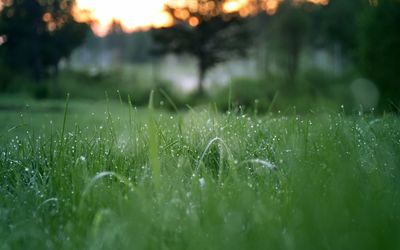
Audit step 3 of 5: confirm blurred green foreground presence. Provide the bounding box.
[0,98,399,249]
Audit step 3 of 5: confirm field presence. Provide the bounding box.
[0,95,399,249]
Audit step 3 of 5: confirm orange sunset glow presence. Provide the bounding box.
[74,0,329,36]
[73,0,175,36]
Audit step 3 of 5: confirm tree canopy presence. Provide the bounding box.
[0,0,89,81]
[151,0,253,95]
[357,0,400,107]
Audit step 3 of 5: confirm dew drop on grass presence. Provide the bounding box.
[199,177,206,188]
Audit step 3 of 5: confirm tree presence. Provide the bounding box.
[151,0,252,95]
[0,0,89,81]
[267,0,365,82]
[358,0,400,107]
[268,1,312,84]
[312,0,365,53]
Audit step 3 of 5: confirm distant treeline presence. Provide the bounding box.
[0,0,399,109]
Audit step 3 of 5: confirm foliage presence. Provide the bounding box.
[267,1,313,84]
[0,0,89,81]
[311,0,366,53]
[357,0,400,108]
[151,1,252,95]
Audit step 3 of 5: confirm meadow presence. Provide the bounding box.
[0,95,399,249]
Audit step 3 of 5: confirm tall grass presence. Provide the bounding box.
[0,98,399,249]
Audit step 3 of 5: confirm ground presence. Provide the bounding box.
[0,95,399,249]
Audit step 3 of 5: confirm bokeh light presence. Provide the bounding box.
[73,0,329,36]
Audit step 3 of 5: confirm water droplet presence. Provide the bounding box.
[199,177,206,188]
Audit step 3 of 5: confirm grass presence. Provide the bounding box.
[0,96,399,249]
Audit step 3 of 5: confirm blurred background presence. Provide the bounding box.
[0,0,399,113]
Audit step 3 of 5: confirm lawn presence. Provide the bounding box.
[0,95,399,249]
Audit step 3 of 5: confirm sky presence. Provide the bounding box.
[73,0,328,36]
[73,0,175,36]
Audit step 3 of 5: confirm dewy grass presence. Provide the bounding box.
[60,93,70,148]
[195,137,234,183]
[0,98,399,249]
[81,171,133,200]
[240,159,277,170]
[148,90,161,189]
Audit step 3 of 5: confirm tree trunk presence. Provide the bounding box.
[32,47,43,83]
[32,18,43,83]
[287,37,300,85]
